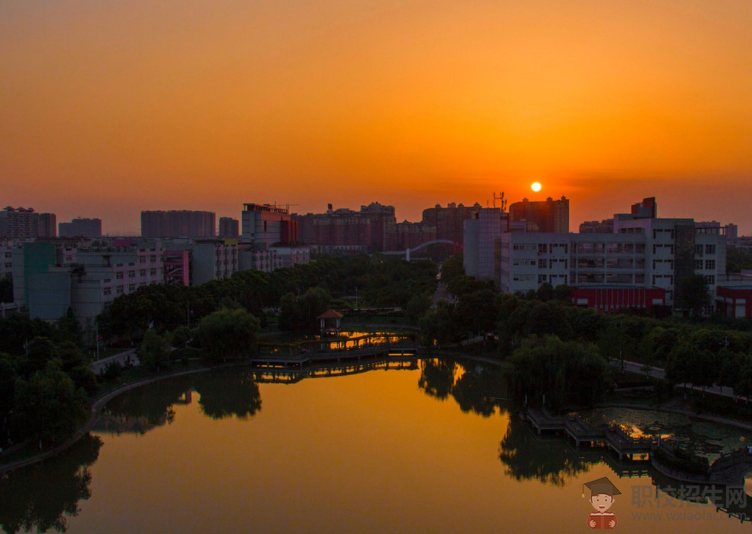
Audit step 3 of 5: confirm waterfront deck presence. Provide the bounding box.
[524,405,752,486]
[525,406,656,459]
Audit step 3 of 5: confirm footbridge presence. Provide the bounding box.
[382,240,460,261]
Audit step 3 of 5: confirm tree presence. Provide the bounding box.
[139,330,171,372]
[24,336,58,377]
[57,308,84,348]
[195,308,260,362]
[405,294,432,325]
[57,341,89,372]
[279,287,331,331]
[170,325,192,349]
[505,335,610,409]
[13,360,88,444]
[675,274,711,317]
[456,289,499,336]
[440,254,464,285]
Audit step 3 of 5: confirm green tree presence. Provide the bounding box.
[456,289,499,336]
[675,273,711,316]
[57,308,84,348]
[440,254,464,285]
[24,336,58,377]
[13,360,88,444]
[505,335,610,409]
[196,308,260,362]
[170,325,192,349]
[405,294,432,325]
[139,330,171,372]
[57,341,89,372]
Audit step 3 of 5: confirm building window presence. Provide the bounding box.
[129,271,135,278]
[694,260,703,270]
[139,256,146,263]
[103,288,112,296]
[117,286,124,294]
[4,252,11,258]
[707,275,715,284]
[705,259,715,270]
[140,269,146,277]
[150,268,157,276]
[705,244,716,255]
[128,284,136,291]
[4,263,10,269]
[150,255,157,263]
[116,271,124,279]
[538,275,546,284]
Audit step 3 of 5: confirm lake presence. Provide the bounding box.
[1,358,750,533]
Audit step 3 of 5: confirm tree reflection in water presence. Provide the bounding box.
[418,359,456,400]
[0,434,102,533]
[194,369,262,420]
[418,359,507,417]
[498,415,596,486]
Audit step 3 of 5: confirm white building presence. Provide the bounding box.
[464,208,506,281]
[22,242,165,324]
[466,197,726,311]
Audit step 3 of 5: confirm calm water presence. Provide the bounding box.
[2,359,751,533]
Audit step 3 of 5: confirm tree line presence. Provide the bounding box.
[420,255,752,410]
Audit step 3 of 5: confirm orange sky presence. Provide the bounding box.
[2,0,751,234]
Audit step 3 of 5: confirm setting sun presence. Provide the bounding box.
[532,182,542,192]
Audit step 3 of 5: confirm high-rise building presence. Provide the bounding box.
[421,203,481,245]
[508,196,569,233]
[141,211,216,238]
[0,207,39,240]
[219,217,239,238]
[59,217,102,238]
[464,208,505,281]
[384,221,437,252]
[38,213,57,238]
[293,202,395,253]
[242,203,297,249]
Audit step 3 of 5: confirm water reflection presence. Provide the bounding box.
[0,435,102,534]
[194,370,262,420]
[498,415,596,486]
[418,359,456,400]
[418,359,507,417]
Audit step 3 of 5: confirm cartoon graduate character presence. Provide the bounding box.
[584,477,621,529]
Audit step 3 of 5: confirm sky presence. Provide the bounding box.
[1,0,752,235]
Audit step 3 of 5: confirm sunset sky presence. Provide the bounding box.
[2,0,751,234]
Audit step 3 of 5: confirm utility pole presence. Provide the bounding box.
[96,321,100,361]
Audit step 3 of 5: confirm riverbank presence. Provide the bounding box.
[0,362,244,475]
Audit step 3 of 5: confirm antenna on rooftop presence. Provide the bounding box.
[494,192,507,212]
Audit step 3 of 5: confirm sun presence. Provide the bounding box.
[531,182,542,192]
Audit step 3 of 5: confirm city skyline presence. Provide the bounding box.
[2,0,752,233]
[2,188,743,237]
